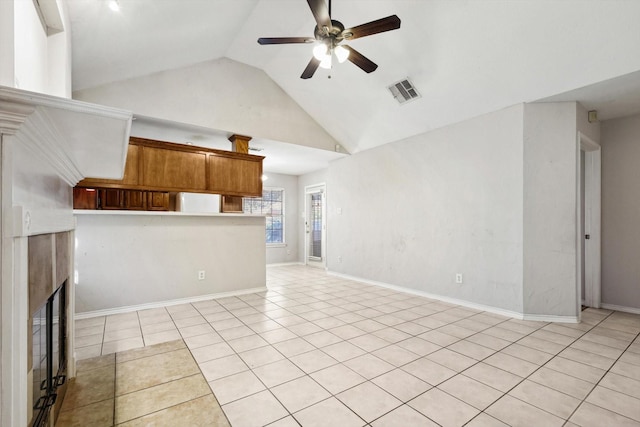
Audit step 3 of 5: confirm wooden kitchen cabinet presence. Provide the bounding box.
[77,137,263,197]
[73,188,98,209]
[99,189,125,210]
[147,192,170,211]
[73,188,169,211]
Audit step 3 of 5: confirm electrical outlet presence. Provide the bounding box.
[455,273,463,284]
[198,270,205,280]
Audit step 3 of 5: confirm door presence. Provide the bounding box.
[305,185,326,269]
[578,133,601,310]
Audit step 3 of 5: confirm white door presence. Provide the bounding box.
[578,133,601,310]
[305,185,326,268]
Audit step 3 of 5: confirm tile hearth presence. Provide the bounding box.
[60,265,640,426]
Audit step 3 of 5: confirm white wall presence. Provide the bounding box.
[523,103,580,317]
[326,105,525,313]
[263,172,298,265]
[73,58,340,153]
[74,213,266,313]
[600,114,640,310]
[2,0,72,97]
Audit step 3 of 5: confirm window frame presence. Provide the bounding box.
[243,187,286,246]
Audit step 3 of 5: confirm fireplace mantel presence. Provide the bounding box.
[0,86,133,186]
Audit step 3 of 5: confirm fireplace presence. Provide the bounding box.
[31,281,67,427]
[28,232,71,427]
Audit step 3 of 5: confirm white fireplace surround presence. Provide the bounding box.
[0,86,132,426]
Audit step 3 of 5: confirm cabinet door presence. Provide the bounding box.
[124,190,147,210]
[142,146,207,191]
[147,192,169,211]
[208,156,262,196]
[99,189,124,209]
[73,188,98,209]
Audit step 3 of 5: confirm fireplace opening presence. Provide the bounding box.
[32,280,67,427]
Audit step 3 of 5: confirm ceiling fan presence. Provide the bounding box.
[257,0,401,79]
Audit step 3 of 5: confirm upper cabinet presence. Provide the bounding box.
[77,137,264,197]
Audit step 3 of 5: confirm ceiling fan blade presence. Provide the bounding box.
[258,37,314,45]
[307,0,332,31]
[342,15,401,40]
[343,45,378,73]
[301,57,321,79]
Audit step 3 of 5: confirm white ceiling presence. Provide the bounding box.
[66,0,640,169]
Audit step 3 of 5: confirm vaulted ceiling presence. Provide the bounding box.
[66,0,640,165]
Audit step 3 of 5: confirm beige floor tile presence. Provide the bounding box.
[102,337,144,355]
[140,321,177,335]
[287,321,324,336]
[337,381,402,423]
[75,333,105,348]
[482,326,526,343]
[104,326,142,343]
[372,327,412,343]
[61,365,115,410]
[183,331,224,350]
[294,397,365,427]
[527,366,595,400]
[316,341,364,362]
[227,333,269,353]
[137,313,172,327]
[620,350,640,367]
[313,316,348,329]
[559,347,616,370]
[344,353,395,380]
[75,324,105,338]
[427,348,476,372]
[485,395,564,427]
[371,368,431,402]
[515,337,560,357]
[438,374,503,410]
[260,327,298,344]
[462,363,522,393]
[218,324,257,341]
[500,343,554,365]
[114,374,210,424]
[448,339,496,360]
[409,388,479,427]
[177,323,213,338]
[173,315,207,328]
[371,404,438,427]
[271,376,331,413]
[75,353,115,373]
[484,352,538,377]
[396,336,441,356]
[541,323,586,339]
[580,331,631,350]
[272,337,317,357]
[117,392,228,427]
[600,372,640,400]
[105,318,140,332]
[143,329,182,346]
[74,344,103,360]
[569,401,640,427]
[252,359,306,388]
[464,413,510,427]
[393,321,431,336]
[611,360,640,381]
[372,344,421,367]
[208,370,266,405]
[529,329,576,346]
[222,390,288,427]
[586,385,640,421]
[545,356,606,383]
[290,349,339,374]
[75,316,106,329]
[571,338,625,359]
[419,330,460,346]
[116,348,199,395]
[116,339,185,363]
[509,379,580,418]
[239,345,285,368]
[56,398,113,427]
[304,330,343,348]
[310,363,366,394]
[349,334,391,352]
[199,354,249,382]
[402,357,456,386]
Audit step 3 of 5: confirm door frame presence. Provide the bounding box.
[304,183,327,269]
[576,132,601,314]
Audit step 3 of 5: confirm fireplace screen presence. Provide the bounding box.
[32,282,66,427]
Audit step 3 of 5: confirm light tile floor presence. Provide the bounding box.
[68,265,640,426]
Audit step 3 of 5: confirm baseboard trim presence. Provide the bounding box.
[75,286,268,319]
[267,262,304,267]
[328,271,579,323]
[600,303,640,315]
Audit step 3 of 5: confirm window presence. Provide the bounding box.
[243,188,284,244]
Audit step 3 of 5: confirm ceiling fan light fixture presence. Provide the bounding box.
[319,54,332,69]
[334,45,349,63]
[312,44,328,61]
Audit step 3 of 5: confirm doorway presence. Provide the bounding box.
[577,133,601,312]
[305,184,326,269]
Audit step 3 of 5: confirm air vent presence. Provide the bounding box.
[388,78,421,105]
[248,147,264,152]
